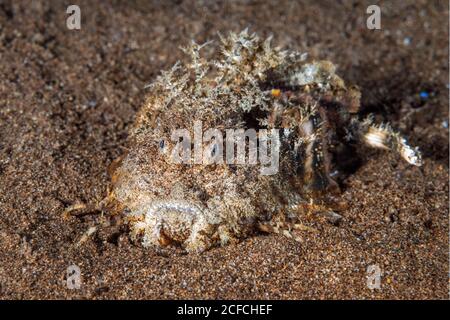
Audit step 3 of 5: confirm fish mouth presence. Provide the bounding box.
[125,199,209,243]
[125,199,205,222]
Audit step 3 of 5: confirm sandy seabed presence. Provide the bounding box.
[0,0,448,299]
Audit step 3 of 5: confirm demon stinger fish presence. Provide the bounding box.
[66,30,422,253]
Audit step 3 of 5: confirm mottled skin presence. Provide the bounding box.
[102,31,421,253]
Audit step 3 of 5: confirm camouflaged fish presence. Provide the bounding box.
[70,30,422,253]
